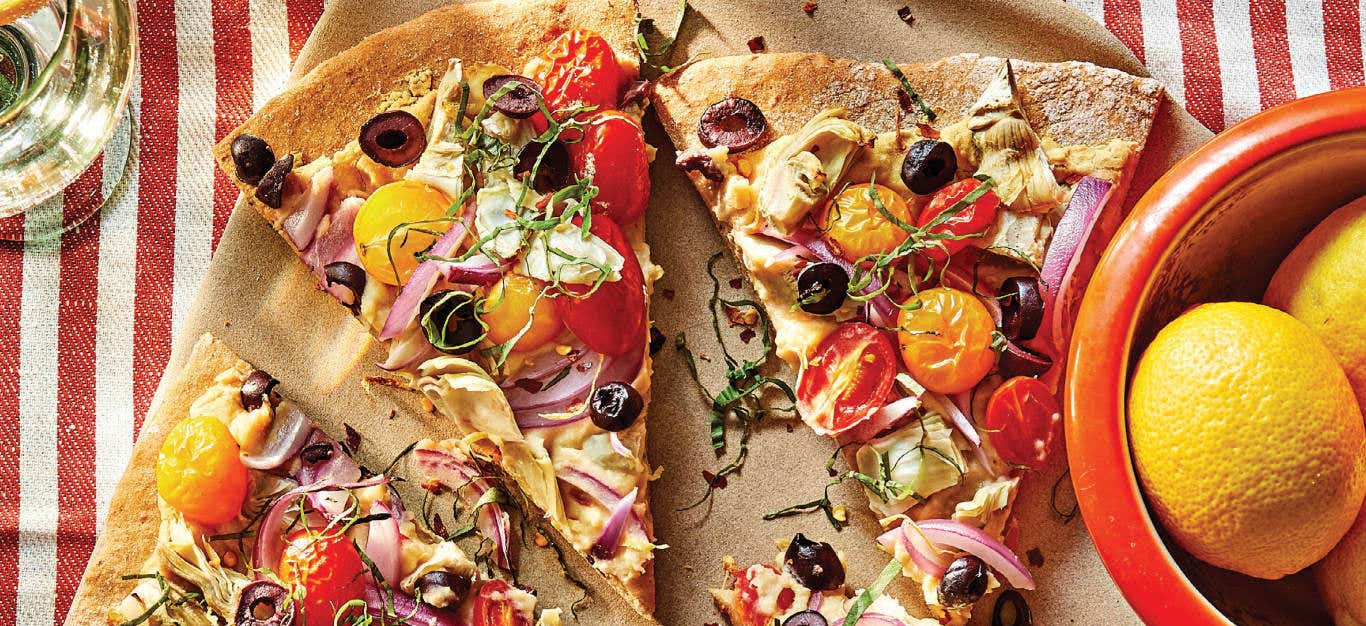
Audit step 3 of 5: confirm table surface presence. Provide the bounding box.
[0,0,1362,623]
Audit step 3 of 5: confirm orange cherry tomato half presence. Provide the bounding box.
[155,416,249,526]
[551,216,646,355]
[277,531,369,626]
[568,110,650,224]
[819,183,913,261]
[732,565,796,626]
[897,287,997,394]
[471,580,534,626]
[796,322,897,435]
[915,178,1001,264]
[985,376,1062,468]
[523,30,629,116]
[483,273,563,352]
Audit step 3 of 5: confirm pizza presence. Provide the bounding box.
[209,0,661,617]
[65,334,563,626]
[653,53,1162,623]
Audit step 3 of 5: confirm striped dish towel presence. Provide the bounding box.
[0,0,1361,623]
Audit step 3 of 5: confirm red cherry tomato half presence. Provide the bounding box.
[277,531,368,626]
[796,322,897,435]
[552,216,646,355]
[524,29,629,117]
[985,376,1063,468]
[568,110,650,224]
[915,178,1001,264]
[471,580,534,626]
[732,565,796,626]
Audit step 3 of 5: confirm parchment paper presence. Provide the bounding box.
[152,1,1214,624]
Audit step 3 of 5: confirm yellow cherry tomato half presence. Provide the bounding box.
[819,183,913,261]
[483,273,563,352]
[156,416,249,526]
[353,180,453,286]
[897,287,997,394]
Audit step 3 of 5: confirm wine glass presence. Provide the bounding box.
[0,0,135,241]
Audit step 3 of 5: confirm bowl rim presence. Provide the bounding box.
[1064,85,1366,625]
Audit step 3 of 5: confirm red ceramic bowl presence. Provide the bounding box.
[1066,87,1366,625]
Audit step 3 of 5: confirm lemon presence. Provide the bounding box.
[1265,197,1366,408]
[1317,506,1366,626]
[1129,302,1366,579]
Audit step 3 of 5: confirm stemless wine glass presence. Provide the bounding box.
[0,0,135,241]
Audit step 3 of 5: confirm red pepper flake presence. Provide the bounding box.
[1027,547,1045,567]
[917,122,941,139]
[801,1,818,16]
[728,277,743,289]
[432,513,449,537]
[746,36,767,53]
[660,287,676,300]
[896,5,915,25]
[702,470,729,489]
[724,303,758,327]
[342,423,362,453]
[739,328,756,344]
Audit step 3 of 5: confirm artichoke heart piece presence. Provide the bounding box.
[854,414,966,517]
[967,62,1064,216]
[156,513,252,620]
[754,109,872,234]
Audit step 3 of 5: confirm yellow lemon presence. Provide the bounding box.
[1265,197,1366,408]
[1317,505,1366,626]
[1129,302,1366,579]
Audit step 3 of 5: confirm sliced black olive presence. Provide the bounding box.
[938,555,989,608]
[992,589,1032,626]
[240,370,278,411]
[235,580,295,626]
[783,533,845,591]
[675,150,724,182]
[323,261,367,314]
[698,97,767,151]
[419,291,483,355]
[796,262,849,315]
[231,134,276,185]
[648,326,666,355]
[253,153,294,209]
[359,110,426,168]
[514,140,571,194]
[901,139,957,195]
[482,74,543,119]
[783,610,829,626]
[590,382,644,432]
[415,570,473,606]
[998,277,1044,342]
[998,339,1054,379]
[300,440,334,465]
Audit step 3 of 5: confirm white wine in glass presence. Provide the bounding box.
[0,0,135,241]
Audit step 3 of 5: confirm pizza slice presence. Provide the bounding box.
[710,533,937,626]
[66,334,561,626]
[210,0,660,615]
[654,53,1162,623]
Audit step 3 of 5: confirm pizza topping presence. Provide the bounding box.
[253,152,294,209]
[230,134,276,185]
[524,29,629,114]
[589,381,643,431]
[278,530,369,626]
[353,180,455,286]
[418,290,484,354]
[482,74,543,119]
[853,413,964,515]
[796,261,849,315]
[783,610,828,626]
[754,110,870,233]
[783,534,845,591]
[416,570,475,608]
[234,580,294,626]
[359,109,427,167]
[914,178,1000,265]
[896,287,996,394]
[514,140,571,193]
[984,376,1060,468]
[472,580,536,626]
[322,260,367,313]
[698,96,767,152]
[938,555,990,608]
[992,589,1031,626]
[964,62,1061,215]
[239,399,311,470]
[675,148,725,181]
[156,416,250,526]
[239,369,278,410]
[900,139,957,195]
[997,276,1043,342]
[996,339,1052,379]
[819,183,912,261]
[589,486,638,560]
[569,110,650,224]
[796,321,896,436]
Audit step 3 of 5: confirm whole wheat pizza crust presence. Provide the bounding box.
[64,334,247,626]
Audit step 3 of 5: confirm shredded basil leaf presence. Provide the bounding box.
[843,559,905,626]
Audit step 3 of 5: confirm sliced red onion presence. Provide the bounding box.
[559,465,647,536]
[840,395,921,444]
[411,447,516,572]
[808,590,824,611]
[589,487,638,560]
[477,503,516,571]
[253,476,390,574]
[296,430,363,518]
[239,399,312,470]
[609,432,633,458]
[500,349,579,390]
[877,523,951,579]
[364,584,464,626]
[378,328,440,372]
[378,217,471,341]
[857,613,905,625]
[282,165,335,250]
[772,243,815,264]
[916,518,1036,590]
[512,340,644,430]
[435,254,507,286]
[1039,176,1113,353]
[301,196,364,295]
[365,501,401,585]
[922,392,990,470]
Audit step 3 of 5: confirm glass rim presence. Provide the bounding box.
[0,0,77,124]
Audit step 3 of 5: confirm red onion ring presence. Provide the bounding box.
[366,501,401,585]
[411,447,516,572]
[512,339,644,430]
[434,254,508,287]
[856,613,905,625]
[917,518,1035,590]
[877,523,952,579]
[559,466,648,536]
[253,476,390,574]
[477,504,516,571]
[379,207,474,341]
[1039,176,1113,353]
[589,487,638,560]
[239,400,312,470]
[282,165,334,250]
[363,584,465,626]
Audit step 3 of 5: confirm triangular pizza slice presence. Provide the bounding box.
[211,0,660,616]
[654,52,1161,624]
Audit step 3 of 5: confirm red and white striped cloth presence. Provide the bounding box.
[0,0,1361,623]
